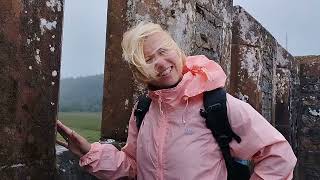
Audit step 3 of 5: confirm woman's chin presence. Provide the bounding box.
[148,75,182,90]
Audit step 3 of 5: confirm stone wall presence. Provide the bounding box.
[231,5,301,166]
[295,56,320,180]
[0,0,64,179]
[56,145,98,180]
[275,44,296,146]
[231,6,277,123]
[290,54,301,157]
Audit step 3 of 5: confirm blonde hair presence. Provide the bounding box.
[121,22,186,83]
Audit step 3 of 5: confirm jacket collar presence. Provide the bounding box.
[148,55,226,106]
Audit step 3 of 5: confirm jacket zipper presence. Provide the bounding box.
[157,99,168,180]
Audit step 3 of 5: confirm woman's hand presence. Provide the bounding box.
[56,120,91,157]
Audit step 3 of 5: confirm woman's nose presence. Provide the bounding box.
[154,56,167,72]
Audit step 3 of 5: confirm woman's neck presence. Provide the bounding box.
[148,77,183,91]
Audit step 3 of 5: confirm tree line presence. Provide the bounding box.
[59,74,104,112]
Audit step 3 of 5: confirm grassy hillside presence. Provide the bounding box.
[57,112,101,143]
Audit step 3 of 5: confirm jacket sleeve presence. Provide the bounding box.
[79,108,139,180]
[226,94,297,180]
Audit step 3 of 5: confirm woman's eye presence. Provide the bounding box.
[145,58,152,63]
[159,49,167,55]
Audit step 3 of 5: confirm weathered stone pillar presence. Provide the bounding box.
[0,0,63,179]
[290,54,300,152]
[102,0,233,141]
[231,6,277,123]
[295,56,320,180]
[274,44,294,143]
[101,1,134,142]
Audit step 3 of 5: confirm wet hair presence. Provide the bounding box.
[121,22,186,83]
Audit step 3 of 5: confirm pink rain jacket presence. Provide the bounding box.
[79,55,297,180]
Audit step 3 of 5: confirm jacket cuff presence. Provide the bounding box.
[79,142,103,167]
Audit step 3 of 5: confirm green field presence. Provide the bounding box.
[57,112,102,143]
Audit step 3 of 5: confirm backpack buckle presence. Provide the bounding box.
[134,109,143,116]
[200,109,207,118]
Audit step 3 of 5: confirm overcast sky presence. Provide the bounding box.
[60,0,320,78]
[61,0,107,78]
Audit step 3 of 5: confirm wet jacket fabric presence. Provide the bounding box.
[79,55,297,180]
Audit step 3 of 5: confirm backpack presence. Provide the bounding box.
[134,88,250,180]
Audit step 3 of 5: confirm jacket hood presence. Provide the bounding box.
[148,55,226,105]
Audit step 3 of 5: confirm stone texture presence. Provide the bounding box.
[231,9,305,180]
[230,9,302,174]
[289,54,301,156]
[56,142,127,180]
[294,56,320,180]
[275,68,291,138]
[101,0,136,142]
[0,0,64,179]
[56,146,98,180]
[231,6,277,123]
[102,0,233,141]
[296,151,320,180]
[275,44,295,144]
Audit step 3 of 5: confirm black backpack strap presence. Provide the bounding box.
[200,88,250,180]
[134,95,152,130]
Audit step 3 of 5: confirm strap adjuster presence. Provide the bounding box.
[217,134,231,148]
[208,103,222,111]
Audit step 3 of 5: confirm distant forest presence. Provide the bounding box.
[59,74,104,112]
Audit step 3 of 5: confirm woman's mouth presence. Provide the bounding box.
[159,66,173,77]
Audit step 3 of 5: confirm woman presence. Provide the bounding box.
[57,22,296,180]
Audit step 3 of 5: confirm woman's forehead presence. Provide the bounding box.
[143,32,169,55]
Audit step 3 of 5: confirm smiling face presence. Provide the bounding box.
[121,22,186,88]
[143,32,184,89]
